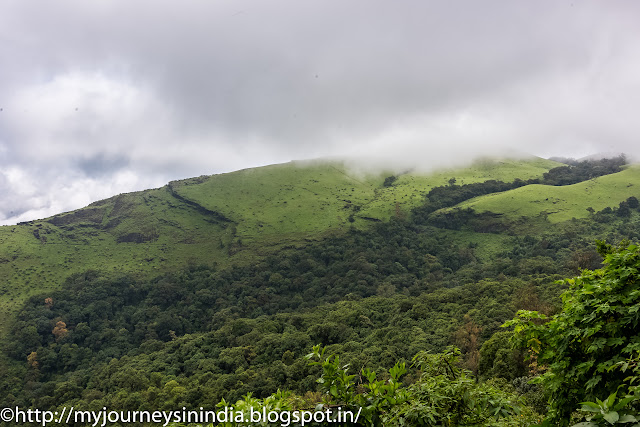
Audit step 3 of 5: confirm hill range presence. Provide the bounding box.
[3,153,640,423]
[0,156,559,330]
[2,155,640,335]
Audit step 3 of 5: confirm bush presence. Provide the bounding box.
[505,241,640,425]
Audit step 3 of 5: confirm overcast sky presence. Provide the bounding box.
[1,1,639,225]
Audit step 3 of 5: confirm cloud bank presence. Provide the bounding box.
[1,1,639,224]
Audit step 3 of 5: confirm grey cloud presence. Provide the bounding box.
[75,153,130,178]
[2,0,640,224]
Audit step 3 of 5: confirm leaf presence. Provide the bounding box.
[605,391,618,409]
[330,385,337,397]
[603,411,619,424]
[580,401,602,413]
[618,414,638,423]
[614,395,637,410]
[607,337,626,347]
[585,376,603,390]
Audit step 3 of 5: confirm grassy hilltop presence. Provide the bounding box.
[454,163,640,223]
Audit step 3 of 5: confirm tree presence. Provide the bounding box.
[617,201,631,218]
[382,176,397,187]
[27,351,39,369]
[52,320,69,342]
[478,331,526,381]
[453,314,482,376]
[505,241,640,425]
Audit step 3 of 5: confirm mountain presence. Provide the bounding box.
[0,156,560,335]
[2,153,639,423]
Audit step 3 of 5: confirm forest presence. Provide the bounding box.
[0,156,639,426]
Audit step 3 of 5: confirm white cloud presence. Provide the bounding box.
[2,1,640,224]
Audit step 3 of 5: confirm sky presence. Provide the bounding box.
[1,1,640,225]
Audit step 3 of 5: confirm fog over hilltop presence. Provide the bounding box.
[1,1,639,224]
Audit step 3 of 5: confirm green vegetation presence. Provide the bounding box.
[304,345,535,426]
[455,164,640,225]
[1,154,640,425]
[506,242,640,425]
[0,188,235,335]
[355,156,561,223]
[0,156,560,337]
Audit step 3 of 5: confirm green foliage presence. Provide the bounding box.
[505,242,640,425]
[305,344,409,425]
[385,347,528,426]
[213,390,303,427]
[4,154,640,426]
[0,156,559,338]
[158,345,539,427]
[571,352,640,426]
[417,178,536,219]
[542,156,626,186]
[306,344,358,404]
[478,330,527,381]
[572,390,639,426]
[158,346,538,427]
[4,209,617,413]
[304,345,535,426]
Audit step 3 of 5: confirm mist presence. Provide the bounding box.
[1,0,639,224]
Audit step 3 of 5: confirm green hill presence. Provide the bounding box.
[0,156,560,335]
[453,164,640,223]
[170,157,561,242]
[4,154,640,423]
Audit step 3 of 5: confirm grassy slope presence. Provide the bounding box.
[455,164,640,223]
[0,156,560,335]
[0,187,235,334]
[357,156,561,221]
[170,161,382,247]
[173,157,562,238]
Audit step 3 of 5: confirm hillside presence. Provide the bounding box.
[0,156,561,335]
[3,154,640,425]
[452,164,640,223]
[170,157,561,242]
